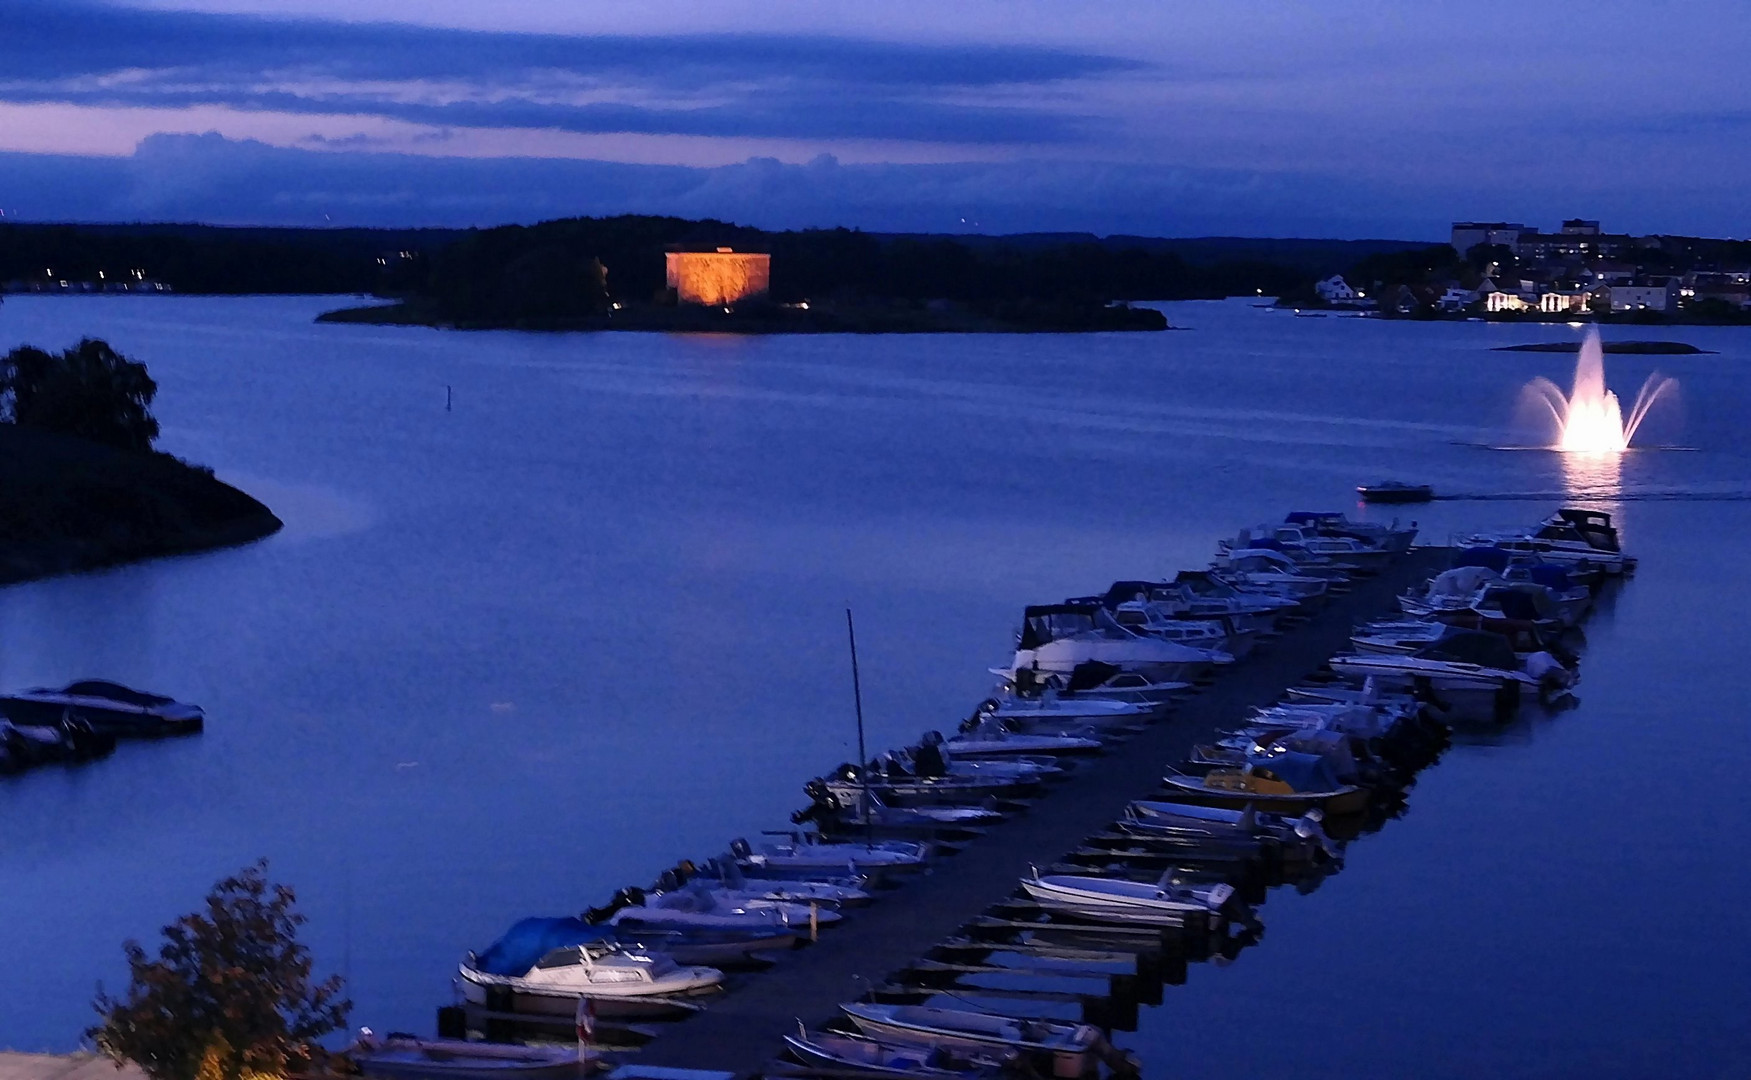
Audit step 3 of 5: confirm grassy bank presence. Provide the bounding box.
[0,426,281,585]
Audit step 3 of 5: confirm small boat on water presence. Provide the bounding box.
[0,680,204,737]
[840,1003,1125,1076]
[941,722,1103,757]
[1358,481,1434,504]
[1121,800,1339,859]
[349,1031,587,1080]
[780,1025,1015,1079]
[976,692,1156,727]
[677,858,873,908]
[600,881,834,932]
[796,782,1002,837]
[730,834,931,879]
[457,943,722,1021]
[1161,755,1370,816]
[1020,870,1236,928]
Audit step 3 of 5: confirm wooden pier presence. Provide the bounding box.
[629,547,1448,1077]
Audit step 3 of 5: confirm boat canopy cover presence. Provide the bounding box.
[1248,750,1345,792]
[1429,566,1499,596]
[1452,547,1512,572]
[1019,603,1103,649]
[1417,628,1519,670]
[475,917,613,976]
[1065,660,1123,692]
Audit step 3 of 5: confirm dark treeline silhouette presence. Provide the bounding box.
[0,223,450,294]
[3,219,1428,311]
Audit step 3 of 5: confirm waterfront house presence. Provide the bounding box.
[1315,275,1358,304]
[1608,278,1679,313]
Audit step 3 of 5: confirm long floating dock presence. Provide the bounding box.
[635,546,1449,1076]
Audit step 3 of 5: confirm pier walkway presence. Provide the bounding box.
[639,548,1447,1077]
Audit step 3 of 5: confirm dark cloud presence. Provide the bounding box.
[0,133,1450,237]
[0,0,1140,143]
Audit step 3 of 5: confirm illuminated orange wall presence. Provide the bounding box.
[665,252,771,306]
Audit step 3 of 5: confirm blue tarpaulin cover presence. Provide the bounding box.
[475,917,613,975]
[1453,547,1512,572]
[1247,749,1345,792]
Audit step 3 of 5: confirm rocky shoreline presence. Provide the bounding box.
[0,426,281,586]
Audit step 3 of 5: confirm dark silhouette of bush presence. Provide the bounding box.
[1,338,159,451]
[88,861,350,1080]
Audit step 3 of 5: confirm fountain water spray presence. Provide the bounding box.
[1521,329,1677,452]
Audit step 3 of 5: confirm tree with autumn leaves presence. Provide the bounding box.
[89,861,351,1080]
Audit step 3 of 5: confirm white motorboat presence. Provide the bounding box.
[1399,565,1501,617]
[941,723,1103,757]
[1008,603,1233,683]
[1459,533,1627,575]
[605,881,831,932]
[798,783,1002,836]
[977,692,1155,727]
[1124,800,1338,856]
[839,1003,1116,1076]
[1020,870,1235,928]
[1282,510,1418,553]
[730,834,931,878]
[1329,629,1570,700]
[685,858,873,908]
[349,1031,583,1080]
[1006,661,1190,705]
[458,945,722,1020]
[1352,620,1452,655]
[1220,524,1395,571]
[782,1025,1014,1078]
[900,743,1066,781]
[1212,549,1336,600]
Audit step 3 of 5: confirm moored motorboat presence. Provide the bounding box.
[0,680,204,737]
[730,834,931,879]
[1160,756,1370,816]
[458,944,722,1021]
[780,1026,1014,1079]
[840,1003,1124,1076]
[1020,870,1236,928]
[349,1031,586,1080]
[1358,480,1433,504]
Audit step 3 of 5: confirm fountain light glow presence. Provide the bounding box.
[1521,329,1677,453]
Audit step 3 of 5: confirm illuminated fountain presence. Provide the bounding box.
[1521,329,1677,453]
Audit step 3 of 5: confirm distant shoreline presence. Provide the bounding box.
[1493,341,1714,354]
[0,427,282,586]
[315,300,1169,334]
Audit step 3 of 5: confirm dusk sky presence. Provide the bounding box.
[3,0,1749,236]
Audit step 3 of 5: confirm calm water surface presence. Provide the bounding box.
[1,297,1747,1077]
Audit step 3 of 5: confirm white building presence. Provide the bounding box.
[1539,290,1589,314]
[1314,275,1358,303]
[1608,281,1677,312]
[1486,291,1533,313]
[1437,286,1478,312]
[1451,222,1526,257]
